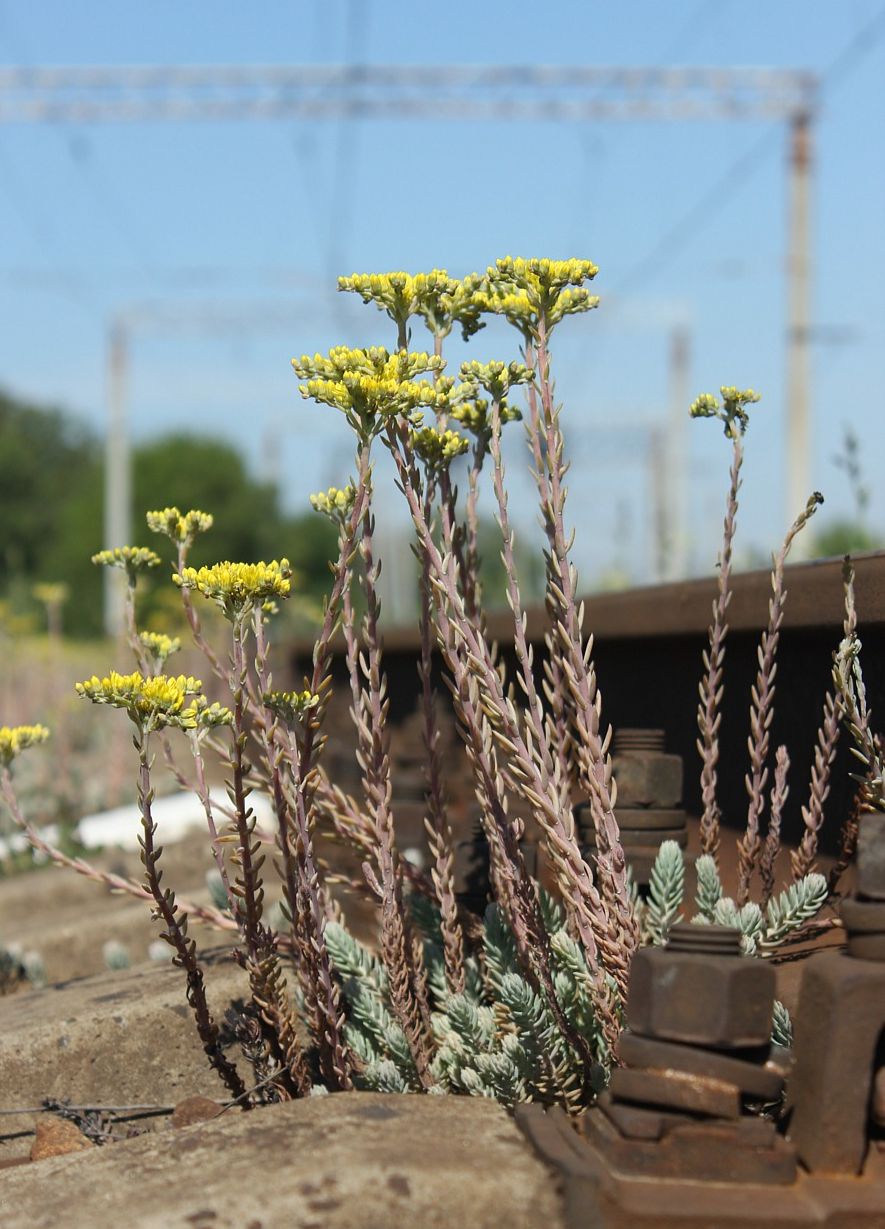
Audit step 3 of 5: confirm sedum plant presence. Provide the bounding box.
[0,255,857,1115]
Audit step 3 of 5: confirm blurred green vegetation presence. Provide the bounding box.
[0,389,338,638]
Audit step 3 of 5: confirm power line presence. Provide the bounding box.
[612,2,885,295]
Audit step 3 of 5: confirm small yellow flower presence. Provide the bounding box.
[459,360,534,404]
[139,631,181,667]
[0,724,50,767]
[263,689,320,724]
[476,257,600,339]
[690,387,762,438]
[173,560,292,620]
[32,582,69,607]
[146,507,214,547]
[450,394,521,440]
[91,546,162,578]
[409,426,470,471]
[75,671,231,733]
[337,270,486,341]
[310,484,357,522]
[292,346,446,438]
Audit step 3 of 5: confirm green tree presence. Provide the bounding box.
[0,391,337,637]
[0,390,97,585]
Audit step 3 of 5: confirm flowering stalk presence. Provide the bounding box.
[484,397,626,998]
[417,476,466,994]
[697,434,742,858]
[531,320,635,959]
[759,745,790,909]
[135,728,246,1101]
[225,615,311,1098]
[392,424,620,1062]
[256,614,353,1091]
[832,560,885,816]
[792,689,840,881]
[361,488,434,1083]
[737,491,823,903]
[522,340,576,807]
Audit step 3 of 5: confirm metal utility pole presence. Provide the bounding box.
[664,326,690,580]
[785,111,813,553]
[0,64,819,579]
[103,318,130,637]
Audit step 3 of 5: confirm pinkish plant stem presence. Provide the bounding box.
[353,464,434,1085]
[417,477,466,994]
[759,745,790,908]
[0,764,235,932]
[531,322,635,961]
[697,433,742,859]
[792,689,840,881]
[135,731,247,1102]
[253,606,353,1091]
[394,426,620,1062]
[737,491,823,904]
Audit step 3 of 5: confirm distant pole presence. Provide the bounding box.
[665,325,690,580]
[103,318,130,637]
[649,424,668,583]
[785,111,813,556]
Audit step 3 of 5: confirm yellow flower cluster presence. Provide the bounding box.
[293,346,446,436]
[76,671,232,733]
[32,582,69,606]
[91,546,162,576]
[337,270,486,341]
[263,689,320,724]
[477,257,600,338]
[459,359,534,404]
[450,395,522,440]
[310,484,357,521]
[139,631,181,666]
[173,560,292,619]
[690,387,762,438]
[409,426,470,471]
[146,507,214,547]
[0,724,49,767]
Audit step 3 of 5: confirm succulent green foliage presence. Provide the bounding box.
[205,868,230,913]
[694,853,723,921]
[324,899,603,1111]
[763,874,828,946]
[713,898,765,955]
[0,941,45,993]
[771,999,793,1049]
[642,845,828,955]
[646,840,685,944]
[102,939,131,971]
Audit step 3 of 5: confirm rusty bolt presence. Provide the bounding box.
[627,925,776,1050]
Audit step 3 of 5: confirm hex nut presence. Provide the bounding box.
[626,946,776,1050]
[613,752,683,808]
[857,813,885,900]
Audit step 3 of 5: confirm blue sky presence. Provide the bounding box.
[1,1,883,589]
